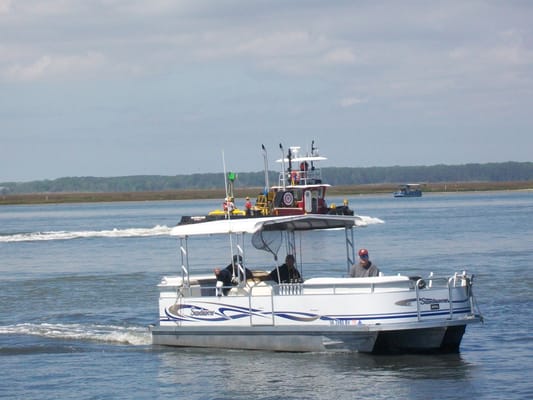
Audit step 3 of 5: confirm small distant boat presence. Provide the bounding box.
[150,214,482,353]
[394,184,423,198]
[179,141,353,225]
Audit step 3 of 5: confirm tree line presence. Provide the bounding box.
[1,161,532,194]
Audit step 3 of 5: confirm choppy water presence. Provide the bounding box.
[1,192,532,399]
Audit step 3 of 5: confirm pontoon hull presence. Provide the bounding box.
[150,318,477,354]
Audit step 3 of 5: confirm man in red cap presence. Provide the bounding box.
[350,248,380,277]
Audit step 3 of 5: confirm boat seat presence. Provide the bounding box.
[251,270,270,281]
[227,280,274,296]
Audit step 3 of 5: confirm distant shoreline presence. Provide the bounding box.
[1,181,531,205]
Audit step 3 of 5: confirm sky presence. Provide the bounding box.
[1,0,532,182]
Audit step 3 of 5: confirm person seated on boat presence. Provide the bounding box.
[268,254,302,283]
[214,255,253,295]
[244,196,253,216]
[213,267,232,295]
[350,248,380,278]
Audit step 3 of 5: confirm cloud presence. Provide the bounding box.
[0,0,11,14]
[339,97,367,108]
[489,29,533,66]
[236,31,317,58]
[322,48,358,66]
[4,51,106,81]
[4,0,83,16]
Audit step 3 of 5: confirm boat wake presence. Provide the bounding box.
[0,322,151,346]
[0,225,172,243]
[1,218,383,243]
[359,216,385,225]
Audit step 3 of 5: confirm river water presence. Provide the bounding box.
[1,191,531,399]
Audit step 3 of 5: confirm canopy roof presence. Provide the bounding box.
[276,156,327,163]
[170,214,382,238]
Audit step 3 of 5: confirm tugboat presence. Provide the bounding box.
[256,142,353,217]
[179,141,353,225]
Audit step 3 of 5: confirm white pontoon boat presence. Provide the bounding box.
[150,214,482,353]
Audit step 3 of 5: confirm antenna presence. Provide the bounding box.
[279,143,286,190]
[222,150,229,207]
[262,144,269,192]
[311,140,317,170]
[287,147,293,174]
[222,150,236,273]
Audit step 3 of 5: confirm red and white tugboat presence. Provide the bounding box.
[179,141,353,225]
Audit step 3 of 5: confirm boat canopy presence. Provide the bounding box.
[170,214,381,238]
[276,156,327,163]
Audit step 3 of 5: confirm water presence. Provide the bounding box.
[1,192,532,399]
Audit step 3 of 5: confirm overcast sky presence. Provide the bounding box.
[1,0,532,182]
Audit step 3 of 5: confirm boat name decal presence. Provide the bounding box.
[190,309,215,316]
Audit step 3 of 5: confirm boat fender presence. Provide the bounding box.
[282,191,294,207]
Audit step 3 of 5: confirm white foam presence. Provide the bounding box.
[0,323,151,345]
[358,215,385,225]
[0,225,172,243]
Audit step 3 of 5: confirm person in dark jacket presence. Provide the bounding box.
[214,255,253,295]
[269,254,302,283]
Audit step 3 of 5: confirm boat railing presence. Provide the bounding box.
[234,277,412,298]
[301,277,413,295]
[425,271,471,289]
[278,168,322,187]
[162,272,478,322]
[447,276,455,320]
[168,279,320,297]
[413,271,476,321]
[449,271,477,317]
[277,282,303,295]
